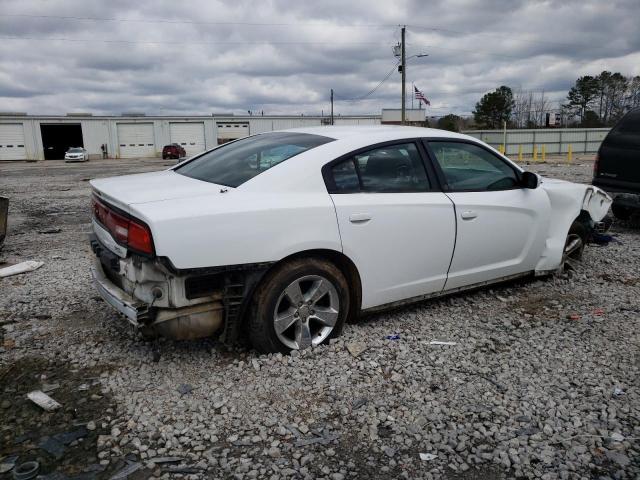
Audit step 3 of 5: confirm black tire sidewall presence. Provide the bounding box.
[249,258,350,354]
[567,221,588,259]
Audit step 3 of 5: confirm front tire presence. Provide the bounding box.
[564,221,588,263]
[248,258,350,354]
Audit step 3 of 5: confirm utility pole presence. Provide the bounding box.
[401,26,406,125]
[330,89,334,125]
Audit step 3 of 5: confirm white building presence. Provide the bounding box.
[0,113,382,161]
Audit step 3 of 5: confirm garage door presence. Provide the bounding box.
[170,122,206,157]
[216,123,249,144]
[117,123,156,158]
[0,124,26,160]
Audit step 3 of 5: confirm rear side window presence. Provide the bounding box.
[176,132,334,187]
[331,159,360,192]
[329,143,430,193]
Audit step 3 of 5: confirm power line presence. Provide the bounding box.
[0,14,592,52]
[0,35,387,46]
[406,23,585,50]
[407,43,520,60]
[0,13,396,28]
[0,38,526,60]
[334,61,400,102]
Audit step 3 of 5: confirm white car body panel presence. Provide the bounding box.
[89,126,612,314]
[133,190,342,269]
[331,192,455,308]
[443,188,551,289]
[91,170,225,213]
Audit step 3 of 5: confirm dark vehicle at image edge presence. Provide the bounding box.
[162,143,186,160]
[593,107,640,220]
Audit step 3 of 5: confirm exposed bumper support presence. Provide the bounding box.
[91,259,149,326]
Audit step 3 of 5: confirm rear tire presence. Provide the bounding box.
[248,258,350,354]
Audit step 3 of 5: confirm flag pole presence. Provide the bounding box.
[411,82,414,110]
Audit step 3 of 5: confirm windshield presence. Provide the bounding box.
[68,148,83,152]
[175,132,334,187]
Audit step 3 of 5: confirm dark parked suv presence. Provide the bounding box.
[162,143,186,160]
[593,107,640,220]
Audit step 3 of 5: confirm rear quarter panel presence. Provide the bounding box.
[131,191,342,269]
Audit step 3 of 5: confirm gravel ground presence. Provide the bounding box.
[0,157,638,480]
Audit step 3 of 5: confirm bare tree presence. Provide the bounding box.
[532,90,550,127]
[627,76,640,110]
[512,88,532,128]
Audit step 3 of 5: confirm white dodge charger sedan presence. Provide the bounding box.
[89,126,611,353]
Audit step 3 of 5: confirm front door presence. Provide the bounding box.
[425,140,550,290]
[326,141,456,309]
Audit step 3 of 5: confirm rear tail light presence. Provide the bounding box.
[92,196,154,255]
[593,152,600,176]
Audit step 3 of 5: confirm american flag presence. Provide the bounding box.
[414,86,430,106]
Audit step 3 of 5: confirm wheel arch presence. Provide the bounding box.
[235,248,363,338]
[271,248,362,315]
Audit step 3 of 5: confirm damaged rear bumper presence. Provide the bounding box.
[89,228,227,339]
[91,259,149,326]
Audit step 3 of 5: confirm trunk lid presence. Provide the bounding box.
[90,170,228,211]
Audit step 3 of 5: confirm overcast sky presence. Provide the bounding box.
[1,0,639,117]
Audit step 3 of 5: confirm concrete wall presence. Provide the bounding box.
[464,128,611,155]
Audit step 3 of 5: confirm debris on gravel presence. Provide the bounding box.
[1,158,638,479]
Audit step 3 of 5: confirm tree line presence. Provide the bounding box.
[436,71,640,131]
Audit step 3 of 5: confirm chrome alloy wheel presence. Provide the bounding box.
[564,233,584,260]
[273,275,339,350]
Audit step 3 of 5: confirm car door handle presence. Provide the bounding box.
[460,210,477,220]
[349,213,372,223]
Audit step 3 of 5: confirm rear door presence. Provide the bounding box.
[595,108,640,193]
[425,140,550,290]
[326,141,456,309]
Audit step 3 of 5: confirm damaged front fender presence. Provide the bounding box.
[535,178,612,273]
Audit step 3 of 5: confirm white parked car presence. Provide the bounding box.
[65,147,89,162]
[89,126,611,353]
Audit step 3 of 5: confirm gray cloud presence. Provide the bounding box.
[0,0,639,116]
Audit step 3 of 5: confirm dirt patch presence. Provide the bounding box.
[510,292,579,319]
[0,357,115,479]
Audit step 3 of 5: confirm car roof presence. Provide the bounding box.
[280,125,469,142]
[239,125,498,193]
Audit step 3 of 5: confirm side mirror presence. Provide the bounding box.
[521,171,539,189]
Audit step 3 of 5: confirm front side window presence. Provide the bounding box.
[176,132,334,187]
[329,142,430,193]
[429,141,519,191]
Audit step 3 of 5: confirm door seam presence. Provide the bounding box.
[327,194,345,253]
[442,191,457,292]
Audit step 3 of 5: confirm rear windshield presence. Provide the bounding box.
[175,132,334,187]
[612,109,640,134]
